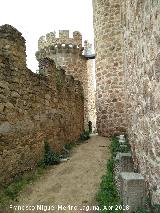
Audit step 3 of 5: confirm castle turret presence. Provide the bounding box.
[36,30,90,129]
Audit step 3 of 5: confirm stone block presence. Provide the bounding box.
[120,172,145,212]
[117,152,134,172]
[118,135,126,144]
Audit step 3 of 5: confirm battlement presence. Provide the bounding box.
[38,30,82,50]
[36,43,84,61]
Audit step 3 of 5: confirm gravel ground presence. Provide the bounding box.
[4,135,111,213]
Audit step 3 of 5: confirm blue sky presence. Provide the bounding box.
[0,0,94,71]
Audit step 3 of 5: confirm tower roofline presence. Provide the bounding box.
[38,30,82,50]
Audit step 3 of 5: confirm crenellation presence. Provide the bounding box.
[46,32,56,45]
[0,21,96,190]
[38,36,47,50]
[73,31,82,48]
[36,44,83,59]
[38,30,82,51]
[59,30,69,39]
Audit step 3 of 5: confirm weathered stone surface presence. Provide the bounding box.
[120,172,145,212]
[0,25,84,186]
[116,152,134,173]
[93,0,160,203]
[122,0,160,204]
[93,0,126,136]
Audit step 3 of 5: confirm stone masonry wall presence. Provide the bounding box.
[84,40,97,132]
[93,0,126,136]
[0,25,84,186]
[36,31,89,129]
[122,0,160,203]
[87,59,97,131]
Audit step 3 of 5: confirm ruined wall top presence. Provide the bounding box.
[38,30,82,50]
[0,24,26,68]
[0,24,25,44]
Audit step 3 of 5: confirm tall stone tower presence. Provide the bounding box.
[36,30,96,130]
[84,40,97,132]
[92,0,126,136]
[92,0,160,204]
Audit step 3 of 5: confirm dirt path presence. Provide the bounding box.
[11,135,111,213]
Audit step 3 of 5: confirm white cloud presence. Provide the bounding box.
[0,0,94,71]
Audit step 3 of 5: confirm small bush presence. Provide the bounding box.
[119,144,131,153]
[80,131,90,141]
[39,140,60,167]
[64,143,76,151]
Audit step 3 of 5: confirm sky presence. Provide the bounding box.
[0,0,94,71]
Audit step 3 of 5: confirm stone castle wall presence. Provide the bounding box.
[36,31,89,129]
[122,0,160,203]
[93,0,160,203]
[84,41,97,131]
[0,25,84,186]
[86,59,97,131]
[93,0,126,136]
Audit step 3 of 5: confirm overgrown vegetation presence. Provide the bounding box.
[96,137,122,212]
